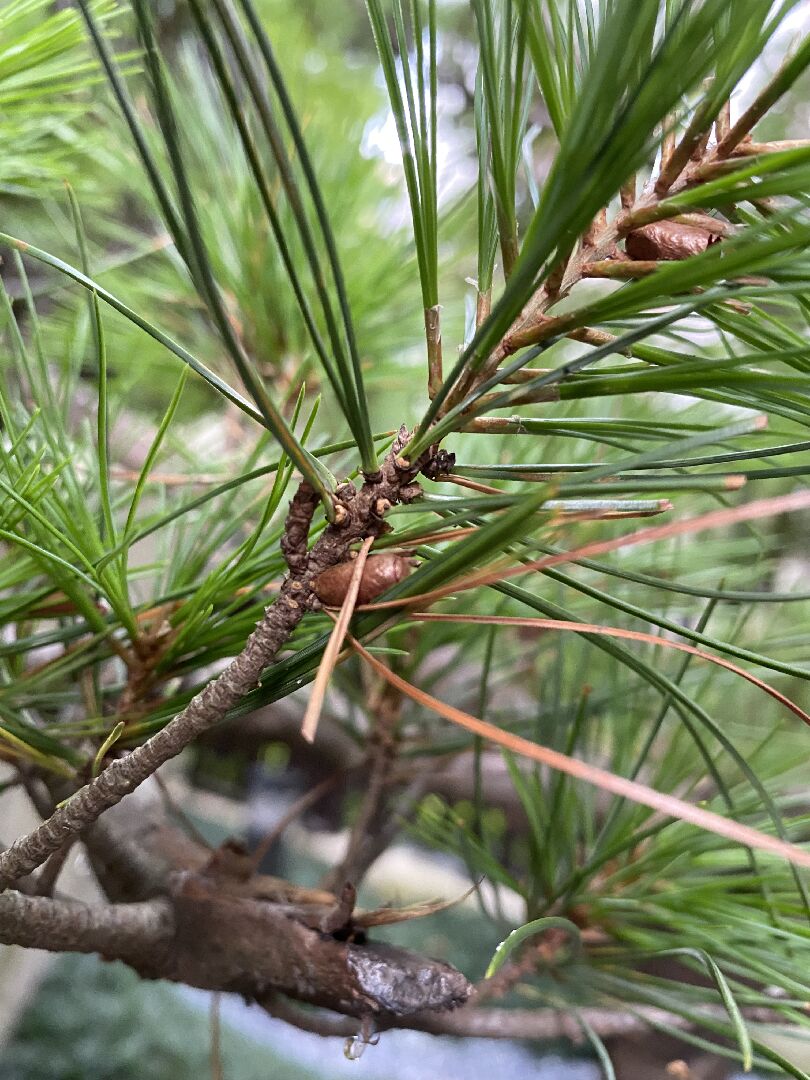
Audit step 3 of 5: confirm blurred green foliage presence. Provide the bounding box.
[0,955,319,1080]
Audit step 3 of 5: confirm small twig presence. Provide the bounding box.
[443,474,502,495]
[321,675,402,892]
[474,941,548,1003]
[689,126,712,163]
[715,99,731,143]
[582,259,660,278]
[474,385,560,409]
[444,213,620,407]
[18,767,55,820]
[581,209,607,250]
[496,367,552,383]
[259,991,694,1041]
[34,839,75,897]
[728,138,810,156]
[656,82,718,194]
[340,772,437,887]
[543,252,570,302]
[475,289,491,329]
[153,772,214,851]
[660,120,677,181]
[715,47,808,158]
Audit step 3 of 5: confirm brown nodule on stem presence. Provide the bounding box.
[313,554,414,608]
[625,220,720,262]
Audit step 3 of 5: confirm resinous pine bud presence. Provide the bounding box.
[313,554,412,606]
[626,219,720,261]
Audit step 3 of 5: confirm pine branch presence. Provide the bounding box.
[0,591,304,889]
[0,431,435,891]
[0,890,174,967]
[0,877,471,1019]
[321,676,402,892]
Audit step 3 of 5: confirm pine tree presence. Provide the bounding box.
[1,1,810,1075]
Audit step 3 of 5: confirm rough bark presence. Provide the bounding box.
[0,873,471,1020]
[0,890,174,972]
[169,872,470,1016]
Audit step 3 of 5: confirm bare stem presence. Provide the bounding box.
[715,44,810,158]
[0,889,173,965]
[260,991,695,1041]
[321,677,402,892]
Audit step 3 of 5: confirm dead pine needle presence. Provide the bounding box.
[301,536,375,743]
[344,631,810,872]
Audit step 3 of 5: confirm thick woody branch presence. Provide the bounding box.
[0,890,174,969]
[0,881,780,1044]
[0,888,684,1039]
[0,875,471,1019]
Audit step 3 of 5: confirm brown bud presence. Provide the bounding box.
[626,220,720,261]
[312,554,413,607]
[422,448,456,480]
[399,482,422,504]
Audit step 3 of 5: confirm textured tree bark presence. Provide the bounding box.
[0,878,471,1020]
[169,872,471,1016]
[0,890,174,971]
[0,884,766,1046]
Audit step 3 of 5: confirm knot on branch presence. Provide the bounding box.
[167,870,471,1017]
[280,426,446,599]
[281,482,319,576]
